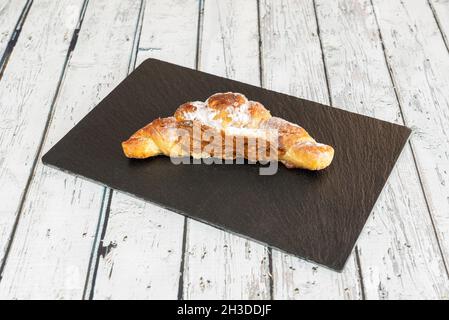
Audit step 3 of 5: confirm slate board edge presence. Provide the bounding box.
[336,132,412,271]
[42,157,360,272]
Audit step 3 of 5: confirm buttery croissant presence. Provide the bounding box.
[122,92,334,170]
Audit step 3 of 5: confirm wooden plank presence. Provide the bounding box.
[0,0,28,61]
[259,0,362,299]
[429,0,449,49]
[372,0,449,290]
[135,0,199,67]
[92,191,187,299]
[0,0,141,299]
[316,0,449,299]
[92,0,199,300]
[197,0,260,87]
[182,0,271,300]
[0,0,86,272]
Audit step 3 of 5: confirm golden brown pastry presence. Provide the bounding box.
[122,92,334,170]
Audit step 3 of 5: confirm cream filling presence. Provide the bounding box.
[181,99,252,129]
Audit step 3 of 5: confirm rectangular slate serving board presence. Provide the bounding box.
[42,59,411,271]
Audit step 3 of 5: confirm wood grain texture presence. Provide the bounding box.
[93,191,186,299]
[182,0,271,300]
[0,0,141,299]
[429,0,449,49]
[0,0,85,271]
[92,0,199,300]
[0,0,446,300]
[372,0,449,288]
[0,0,28,60]
[260,0,363,299]
[135,0,199,67]
[316,0,449,299]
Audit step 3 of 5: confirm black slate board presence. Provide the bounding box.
[42,59,411,271]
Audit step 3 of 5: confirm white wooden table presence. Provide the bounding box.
[0,0,448,300]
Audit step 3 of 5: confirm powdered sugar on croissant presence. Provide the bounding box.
[122,92,334,170]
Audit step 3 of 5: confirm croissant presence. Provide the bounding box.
[122,92,334,170]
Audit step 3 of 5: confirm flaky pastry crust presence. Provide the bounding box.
[122,92,334,170]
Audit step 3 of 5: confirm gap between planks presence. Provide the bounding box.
[257,0,274,300]
[426,0,449,53]
[312,0,365,298]
[84,0,200,300]
[369,0,449,280]
[0,0,33,79]
[176,0,205,300]
[82,0,147,300]
[0,0,91,282]
[181,0,272,300]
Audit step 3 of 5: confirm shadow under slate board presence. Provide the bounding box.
[42,59,411,271]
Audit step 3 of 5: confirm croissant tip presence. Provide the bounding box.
[314,147,334,170]
[121,140,132,158]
